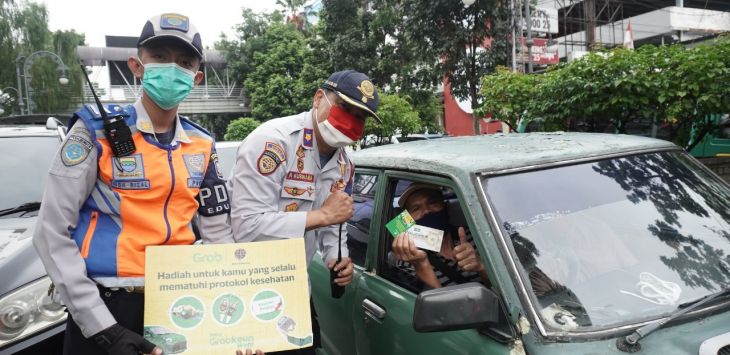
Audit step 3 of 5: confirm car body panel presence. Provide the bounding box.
[0,118,66,353]
[0,218,46,296]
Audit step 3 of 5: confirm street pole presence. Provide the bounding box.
[511,0,517,71]
[525,0,533,73]
[14,55,25,115]
[20,51,69,114]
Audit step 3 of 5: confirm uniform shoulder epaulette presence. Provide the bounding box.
[77,104,131,121]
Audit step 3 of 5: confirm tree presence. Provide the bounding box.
[192,113,240,140]
[30,30,85,113]
[479,38,730,149]
[216,9,284,86]
[244,23,315,120]
[401,0,511,135]
[276,0,307,30]
[480,67,539,130]
[317,0,437,133]
[0,1,84,115]
[225,117,261,141]
[364,94,421,142]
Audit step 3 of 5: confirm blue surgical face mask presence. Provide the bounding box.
[415,209,450,232]
[140,61,196,110]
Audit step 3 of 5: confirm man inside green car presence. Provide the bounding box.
[391,183,490,289]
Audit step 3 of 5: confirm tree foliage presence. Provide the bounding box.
[364,94,421,139]
[220,1,515,134]
[0,0,84,115]
[216,9,284,87]
[480,38,730,147]
[401,0,511,134]
[217,9,325,122]
[244,23,317,120]
[315,0,453,134]
[224,117,261,141]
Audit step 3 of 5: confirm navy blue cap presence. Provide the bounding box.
[321,70,380,122]
[137,13,203,59]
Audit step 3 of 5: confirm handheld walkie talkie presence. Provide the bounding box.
[79,64,136,157]
[330,223,346,299]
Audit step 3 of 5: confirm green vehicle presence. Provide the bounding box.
[309,133,730,355]
[143,326,187,354]
[688,114,730,158]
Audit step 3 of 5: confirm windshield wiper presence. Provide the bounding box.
[0,202,41,217]
[617,286,730,352]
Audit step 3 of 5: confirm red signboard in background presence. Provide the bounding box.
[517,37,559,65]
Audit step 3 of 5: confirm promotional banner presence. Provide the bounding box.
[517,37,559,65]
[144,239,312,354]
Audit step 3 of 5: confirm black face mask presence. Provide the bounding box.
[415,209,450,232]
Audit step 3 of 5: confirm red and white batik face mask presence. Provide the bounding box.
[317,93,365,148]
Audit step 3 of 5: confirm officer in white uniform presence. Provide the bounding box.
[229,70,380,355]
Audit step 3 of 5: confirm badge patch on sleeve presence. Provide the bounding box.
[211,152,224,179]
[285,202,299,212]
[257,142,286,175]
[61,135,93,166]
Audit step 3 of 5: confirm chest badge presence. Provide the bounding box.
[296,145,306,172]
[183,154,206,188]
[111,154,150,189]
[284,186,314,197]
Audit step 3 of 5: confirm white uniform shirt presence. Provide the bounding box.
[229,110,353,264]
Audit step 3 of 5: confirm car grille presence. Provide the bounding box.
[719,345,730,355]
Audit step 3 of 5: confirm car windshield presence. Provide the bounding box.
[0,136,60,212]
[484,151,730,332]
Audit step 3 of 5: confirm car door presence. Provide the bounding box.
[348,171,513,355]
[310,169,382,355]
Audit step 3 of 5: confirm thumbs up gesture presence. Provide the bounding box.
[452,227,485,273]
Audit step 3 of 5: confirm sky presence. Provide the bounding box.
[40,0,281,48]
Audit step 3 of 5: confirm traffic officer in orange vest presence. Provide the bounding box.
[229,70,380,355]
[33,13,261,355]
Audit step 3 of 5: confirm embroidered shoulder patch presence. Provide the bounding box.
[61,134,94,167]
[257,142,286,175]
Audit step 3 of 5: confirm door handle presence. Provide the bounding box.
[362,298,386,320]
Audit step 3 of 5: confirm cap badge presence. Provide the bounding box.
[160,13,190,32]
[357,80,375,103]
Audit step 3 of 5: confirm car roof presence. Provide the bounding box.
[0,125,60,137]
[352,132,678,175]
[215,140,242,148]
[0,114,68,138]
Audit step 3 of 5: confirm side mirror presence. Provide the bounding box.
[413,282,500,332]
[45,116,59,130]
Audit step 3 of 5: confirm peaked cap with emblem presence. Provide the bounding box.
[137,13,203,59]
[321,70,380,122]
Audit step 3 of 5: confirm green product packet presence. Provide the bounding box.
[385,210,416,237]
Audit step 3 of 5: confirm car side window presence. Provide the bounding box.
[346,172,379,267]
[379,178,484,294]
